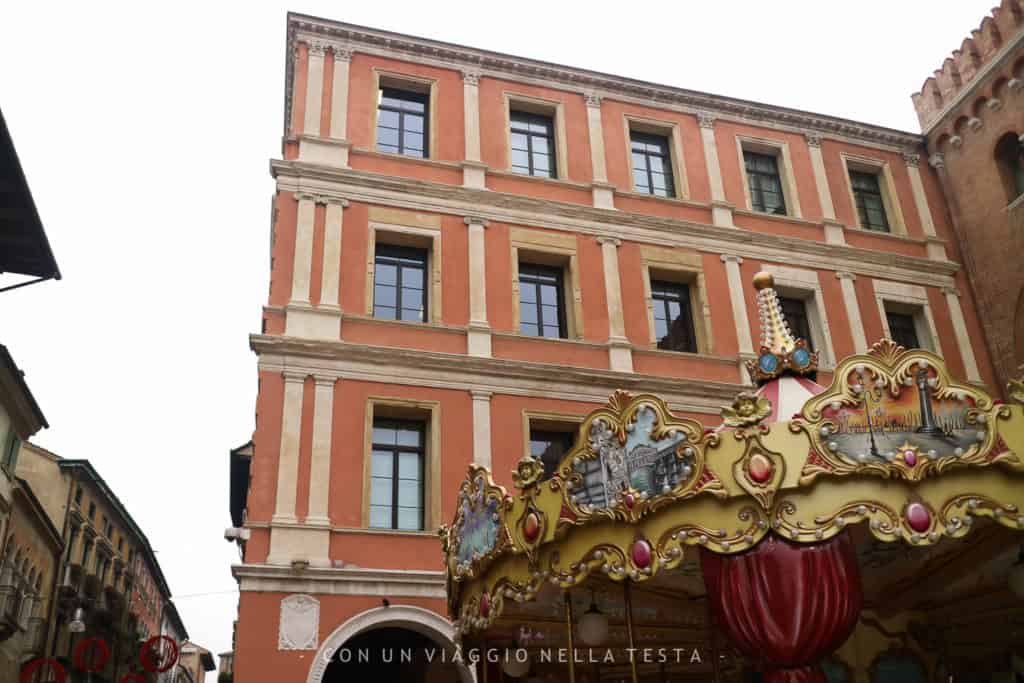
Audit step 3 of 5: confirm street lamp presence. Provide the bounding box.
[68,607,86,633]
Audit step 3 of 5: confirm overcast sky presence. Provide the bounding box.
[0,0,996,665]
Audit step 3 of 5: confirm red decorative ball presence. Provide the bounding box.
[631,539,652,569]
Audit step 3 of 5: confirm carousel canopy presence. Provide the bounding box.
[440,273,1024,682]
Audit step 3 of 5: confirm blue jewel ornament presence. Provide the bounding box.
[792,348,811,368]
[758,353,779,374]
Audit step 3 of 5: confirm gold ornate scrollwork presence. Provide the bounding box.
[511,454,545,492]
[447,465,513,582]
[733,437,786,510]
[1009,376,1024,405]
[558,391,724,526]
[795,340,1020,484]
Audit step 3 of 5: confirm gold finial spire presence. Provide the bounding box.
[753,271,796,355]
[745,271,818,383]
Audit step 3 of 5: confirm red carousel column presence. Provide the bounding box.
[700,533,863,683]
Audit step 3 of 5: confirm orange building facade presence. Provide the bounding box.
[232,13,997,682]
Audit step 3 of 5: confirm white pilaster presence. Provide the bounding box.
[329,48,352,140]
[598,236,633,372]
[585,95,608,182]
[273,371,306,525]
[804,133,836,221]
[303,43,326,137]
[836,272,868,353]
[943,286,982,382]
[903,152,947,262]
[721,255,753,354]
[290,193,317,305]
[471,390,493,468]
[722,254,753,384]
[320,198,348,308]
[698,113,733,227]
[465,216,492,357]
[461,70,486,189]
[306,376,335,533]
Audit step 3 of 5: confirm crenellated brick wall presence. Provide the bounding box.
[911,0,1024,132]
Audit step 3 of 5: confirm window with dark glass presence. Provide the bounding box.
[369,419,425,531]
[744,151,787,214]
[87,502,96,520]
[995,132,1024,203]
[518,263,566,338]
[530,429,575,479]
[510,111,556,177]
[651,280,697,352]
[631,132,675,197]
[376,87,428,158]
[373,244,428,322]
[81,540,92,567]
[74,486,83,505]
[778,296,814,350]
[850,171,890,232]
[886,311,920,349]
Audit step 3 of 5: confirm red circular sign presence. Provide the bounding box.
[140,635,179,673]
[73,637,111,673]
[20,659,66,683]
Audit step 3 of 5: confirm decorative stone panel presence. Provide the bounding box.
[279,594,320,650]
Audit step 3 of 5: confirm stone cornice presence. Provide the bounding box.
[271,160,960,287]
[249,334,743,414]
[233,563,445,597]
[285,13,923,150]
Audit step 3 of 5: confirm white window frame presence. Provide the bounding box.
[872,280,942,354]
[504,92,569,181]
[509,227,583,340]
[371,70,438,161]
[736,136,802,218]
[365,213,443,325]
[623,115,690,199]
[759,264,836,368]
[840,153,907,235]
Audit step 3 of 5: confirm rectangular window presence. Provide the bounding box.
[529,429,575,480]
[518,263,567,339]
[373,244,428,322]
[74,486,83,505]
[631,132,675,197]
[744,151,787,215]
[850,171,890,232]
[87,502,96,520]
[778,296,814,351]
[510,111,556,178]
[2,434,20,472]
[369,419,425,531]
[82,540,92,567]
[651,280,697,353]
[886,311,920,349]
[376,87,428,158]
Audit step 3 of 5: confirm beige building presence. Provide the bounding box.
[16,443,176,680]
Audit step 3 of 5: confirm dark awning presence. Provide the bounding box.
[0,107,60,283]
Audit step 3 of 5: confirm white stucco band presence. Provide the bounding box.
[306,605,475,683]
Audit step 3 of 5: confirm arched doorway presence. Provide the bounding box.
[306,605,474,683]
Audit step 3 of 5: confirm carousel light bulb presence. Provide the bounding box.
[577,595,609,646]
